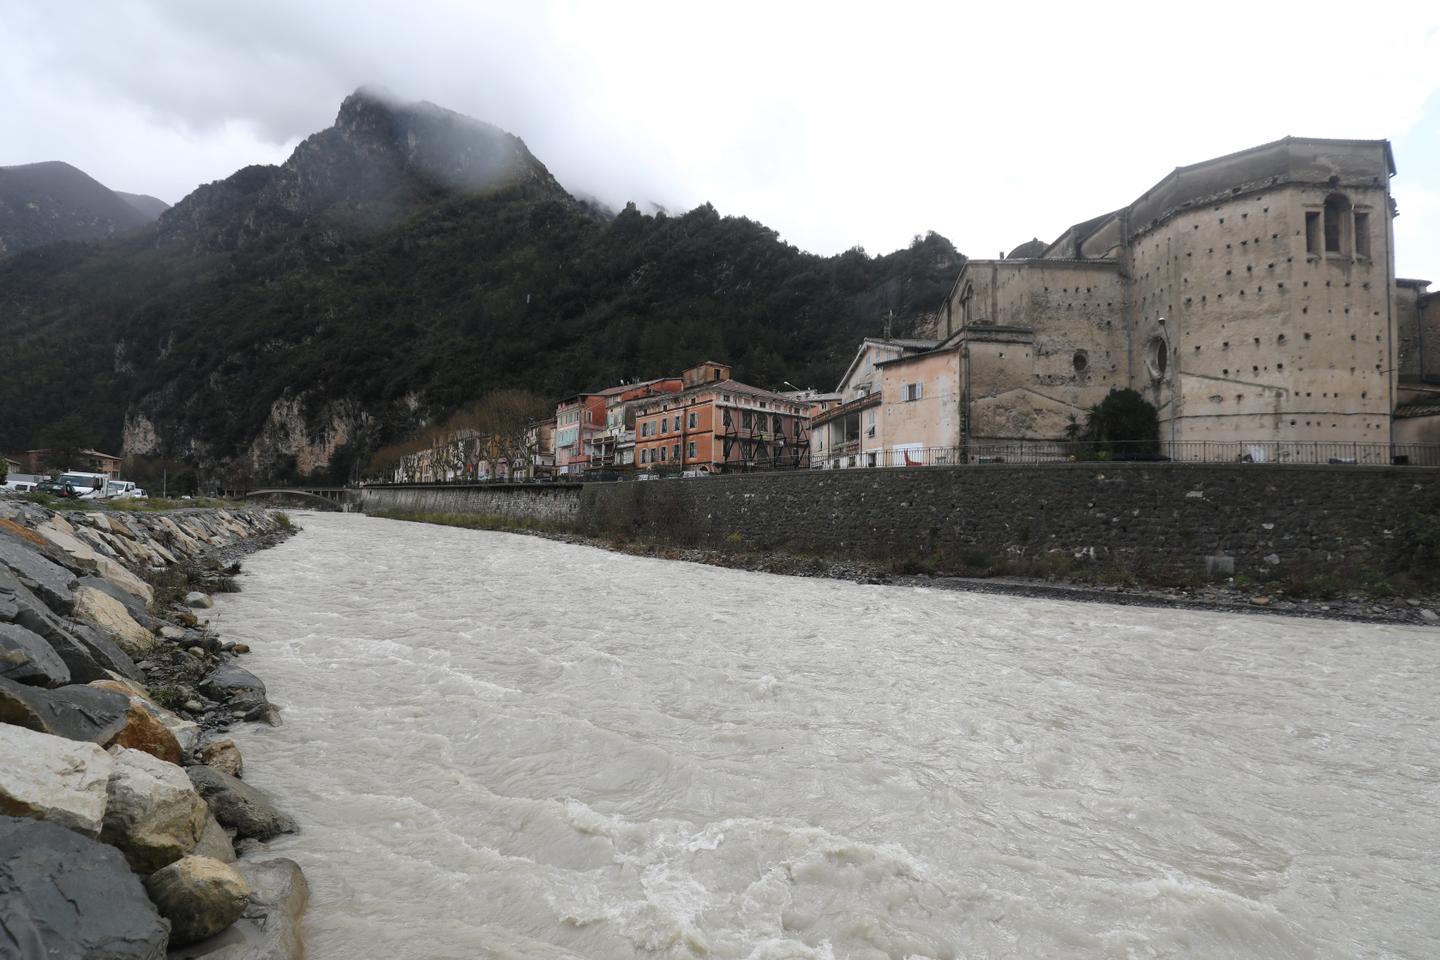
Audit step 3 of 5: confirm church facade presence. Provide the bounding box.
[830,137,1437,465]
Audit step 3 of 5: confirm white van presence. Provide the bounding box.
[106,480,138,499]
[57,472,110,499]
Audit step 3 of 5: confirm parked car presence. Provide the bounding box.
[34,479,78,497]
[1,481,37,493]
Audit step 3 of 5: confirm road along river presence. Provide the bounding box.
[212,512,1438,959]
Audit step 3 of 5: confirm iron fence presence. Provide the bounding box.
[811,440,1440,468]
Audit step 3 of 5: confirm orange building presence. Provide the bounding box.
[632,362,811,474]
[589,378,684,471]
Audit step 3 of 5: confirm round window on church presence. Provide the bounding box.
[1145,335,1169,381]
[1072,350,1089,375]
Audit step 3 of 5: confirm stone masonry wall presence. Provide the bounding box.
[357,483,582,523]
[359,465,1440,580]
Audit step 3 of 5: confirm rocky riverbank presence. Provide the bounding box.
[0,496,307,959]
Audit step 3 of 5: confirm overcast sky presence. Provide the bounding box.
[4,1,1439,277]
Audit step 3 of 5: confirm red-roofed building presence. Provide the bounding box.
[633,362,812,474]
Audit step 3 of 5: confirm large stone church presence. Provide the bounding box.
[815,137,1439,467]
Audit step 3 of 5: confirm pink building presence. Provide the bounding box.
[553,394,608,476]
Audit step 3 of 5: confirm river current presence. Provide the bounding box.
[211,513,1438,959]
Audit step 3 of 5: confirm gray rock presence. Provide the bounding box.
[2,567,142,682]
[0,815,170,960]
[0,723,113,837]
[1421,609,1439,623]
[144,855,250,946]
[77,573,150,619]
[52,621,146,683]
[0,675,130,743]
[169,858,306,960]
[185,766,296,841]
[0,621,71,686]
[193,813,237,864]
[101,748,208,874]
[201,664,267,701]
[0,536,79,615]
[185,592,214,609]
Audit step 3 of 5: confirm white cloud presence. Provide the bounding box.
[2,0,1437,276]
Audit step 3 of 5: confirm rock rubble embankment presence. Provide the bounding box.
[0,497,307,959]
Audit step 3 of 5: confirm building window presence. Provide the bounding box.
[659,446,666,461]
[672,444,681,461]
[742,410,752,429]
[1145,335,1169,381]
[1354,211,1371,257]
[903,382,922,402]
[1323,193,1351,254]
[688,412,697,429]
[723,409,732,427]
[640,449,647,464]
[1073,350,1089,375]
[1305,211,1321,255]
[687,442,696,458]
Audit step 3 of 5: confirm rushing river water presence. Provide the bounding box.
[211,513,1438,959]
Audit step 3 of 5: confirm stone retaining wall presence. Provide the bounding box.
[359,464,1440,579]
[357,482,582,523]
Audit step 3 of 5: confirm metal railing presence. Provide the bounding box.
[810,440,1440,468]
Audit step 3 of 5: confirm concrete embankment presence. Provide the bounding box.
[0,497,307,960]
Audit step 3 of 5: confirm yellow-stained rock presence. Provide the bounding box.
[73,587,155,657]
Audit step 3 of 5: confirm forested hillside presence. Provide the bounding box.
[0,90,961,483]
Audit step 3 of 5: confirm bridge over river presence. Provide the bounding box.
[216,486,353,509]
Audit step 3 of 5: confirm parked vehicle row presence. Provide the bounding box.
[1,473,147,499]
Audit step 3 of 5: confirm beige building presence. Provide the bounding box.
[1395,278,1440,446]
[832,137,1437,464]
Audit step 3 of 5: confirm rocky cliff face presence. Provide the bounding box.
[157,88,566,254]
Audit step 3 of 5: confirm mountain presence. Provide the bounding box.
[0,161,166,255]
[114,192,171,221]
[0,89,962,484]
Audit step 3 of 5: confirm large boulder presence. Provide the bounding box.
[197,739,244,779]
[0,534,79,614]
[144,855,250,946]
[2,566,142,682]
[169,858,306,960]
[185,592,214,610]
[92,555,155,604]
[185,766,296,841]
[200,664,266,701]
[0,723,113,836]
[0,815,170,960]
[0,675,130,743]
[193,813,237,864]
[0,621,71,686]
[100,747,207,873]
[73,585,157,657]
[112,697,185,765]
[92,680,201,758]
[77,574,151,621]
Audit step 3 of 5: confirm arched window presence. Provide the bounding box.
[1323,193,1351,255]
[959,283,975,326]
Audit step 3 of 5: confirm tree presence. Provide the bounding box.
[1080,388,1160,458]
